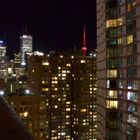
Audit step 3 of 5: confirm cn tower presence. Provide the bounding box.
[82,25,87,56]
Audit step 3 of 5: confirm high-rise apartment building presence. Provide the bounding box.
[20,32,32,66]
[0,96,34,140]
[5,93,47,140]
[27,52,97,140]
[97,0,140,139]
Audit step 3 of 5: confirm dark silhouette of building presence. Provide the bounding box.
[0,96,34,140]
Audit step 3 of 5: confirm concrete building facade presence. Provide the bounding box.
[97,0,140,139]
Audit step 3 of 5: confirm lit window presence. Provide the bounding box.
[42,88,49,91]
[81,60,86,63]
[54,88,57,91]
[61,132,66,136]
[80,109,87,112]
[8,68,12,74]
[52,81,58,84]
[127,91,137,102]
[127,114,137,125]
[127,35,133,44]
[54,105,58,108]
[107,70,117,78]
[133,2,136,6]
[62,70,66,73]
[52,130,57,134]
[42,61,49,66]
[106,19,117,28]
[118,18,123,26]
[66,115,70,118]
[107,90,117,98]
[66,102,71,104]
[62,74,66,77]
[67,70,70,73]
[118,38,122,45]
[106,100,118,109]
[66,108,71,111]
[62,77,66,80]
[20,112,28,118]
[82,122,86,126]
[106,18,123,28]
[93,88,97,91]
[127,3,134,12]
[66,63,71,66]
[52,77,57,80]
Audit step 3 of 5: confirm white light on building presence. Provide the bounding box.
[20,34,33,66]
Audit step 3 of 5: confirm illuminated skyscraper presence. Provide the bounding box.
[0,40,6,57]
[20,30,32,66]
[97,0,140,140]
[0,40,7,85]
[27,52,97,139]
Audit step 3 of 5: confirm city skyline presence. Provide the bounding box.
[0,0,96,58]
[1,0,140,140]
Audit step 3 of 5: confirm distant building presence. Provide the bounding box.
[0,40,6,57]
[7,53,28,93]
[20,31,32,66]
[13,53,21,77]
[7,53,21,79]
[27,52,97,139]
[0,40,8,88]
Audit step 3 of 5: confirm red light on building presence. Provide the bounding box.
[82,47,87,56]
[82,25,87,56]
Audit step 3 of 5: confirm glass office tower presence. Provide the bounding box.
[20,34,32,66]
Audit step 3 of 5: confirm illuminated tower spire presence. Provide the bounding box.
[82,25,87,56]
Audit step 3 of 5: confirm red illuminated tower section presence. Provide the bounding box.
[82,25,87,56]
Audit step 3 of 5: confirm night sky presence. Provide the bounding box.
[0,0,96,58]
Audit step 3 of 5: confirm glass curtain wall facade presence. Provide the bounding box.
[20,35,32,66]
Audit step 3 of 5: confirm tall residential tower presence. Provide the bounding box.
[27,52,97,139]
[97,0,140,140]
